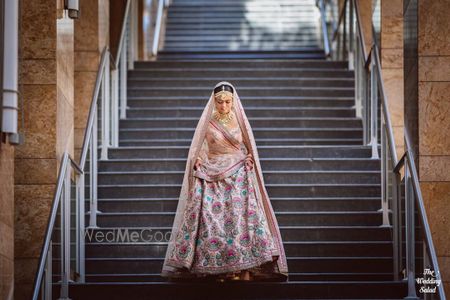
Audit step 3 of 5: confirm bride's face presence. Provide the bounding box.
[214,92,233,114]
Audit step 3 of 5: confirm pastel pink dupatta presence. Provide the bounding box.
[161,81,289,279]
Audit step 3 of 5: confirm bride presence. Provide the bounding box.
[160,81,288,281]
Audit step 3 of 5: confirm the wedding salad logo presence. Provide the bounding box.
[416,268,442,294]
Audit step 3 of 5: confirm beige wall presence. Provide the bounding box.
[418,0,450,294]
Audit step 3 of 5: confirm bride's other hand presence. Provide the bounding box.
[194,158,202,170]
[245,158,254,171]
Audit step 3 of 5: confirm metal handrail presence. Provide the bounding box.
[404,137,446,299]
[330,0,348,42]
[319,1,446,299]
[32,44,117,300]
[317,0,331,56]
[31,152,83,300]
[79,47,109,167]
[389,132,446,299]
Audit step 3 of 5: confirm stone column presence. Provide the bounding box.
[0,142,14,300]
[381,0,404,159]
[74,0,109,160]
[14,0,74,299]
[358,0,373,59]
[417,0,450,294]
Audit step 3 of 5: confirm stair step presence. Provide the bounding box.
[166,17,319,23]
[98,157,380,172]
[76,256,394,274]
[118,138,364,146]
[170,0,317,5]
[119,118,361,128]
[63,281,407,299]
[134,59,349,68]
[96,183,381,199]
[96,170,380,185]
[127,78,354,88]
[106,145,380,159]
[80,224,391,241]
[94,197,382,212]
[162,45,322,52]
[118,127,363,140]
[128,68,353,78]
[156,50,325,60]
[83,272,395,282]
[126,87,354,98]
[165,22,317,29]
[164,32,318,39]
[90,209,386,226]
[125,107,357,118]
[84,241,393,258]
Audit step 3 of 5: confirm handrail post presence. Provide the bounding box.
[76,172,85,282]
[342,1,347,60]
[392,169,401,280]
[348,0,354,70]
[100,56,110,160]
[111,68,119,147]
[370,53,379,159]
[88,111,100,229]
[152,0,165,57]
[354,36,362,118]
[120,38,127,120]
[404,159,419,300]
[128,0,136,70]
[58,163,71,299]
[44,242,52,300]
[317,0,331,57]
[379,117,390,226]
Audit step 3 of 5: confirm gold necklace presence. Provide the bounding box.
[213,110,233,125]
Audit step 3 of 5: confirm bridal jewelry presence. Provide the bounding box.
[213,110,234,125]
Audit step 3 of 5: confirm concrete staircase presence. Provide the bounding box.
[158,0,324,59]
[64,0,410,299]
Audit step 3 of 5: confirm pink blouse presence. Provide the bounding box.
[193,119,250,181]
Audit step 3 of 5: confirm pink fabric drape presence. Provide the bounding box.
[161,81,289,280]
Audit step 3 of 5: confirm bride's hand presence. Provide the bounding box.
[245,158,254,171]
[194,158,202,170]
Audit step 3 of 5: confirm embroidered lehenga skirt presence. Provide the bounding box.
[163,120,283,280]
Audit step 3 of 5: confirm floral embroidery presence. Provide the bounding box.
[168,163,276,274]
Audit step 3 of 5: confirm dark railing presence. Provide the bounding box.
[318,0,446,299]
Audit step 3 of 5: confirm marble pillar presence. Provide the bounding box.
[0,141,14,300]
[14,0,74,299]
[381,0,404,159]
[74,0,109,161]
[418,0,450,294]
